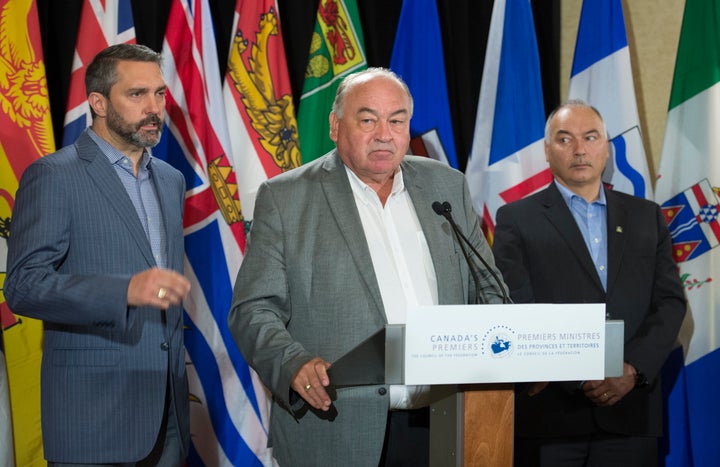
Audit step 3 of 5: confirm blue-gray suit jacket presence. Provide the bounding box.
[5,130,189,463]
[228,152,507,466]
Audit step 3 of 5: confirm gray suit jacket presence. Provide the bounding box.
[5,130,189,463]
[228,152,506,466]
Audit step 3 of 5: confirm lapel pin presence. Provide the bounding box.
[616,226,623,233]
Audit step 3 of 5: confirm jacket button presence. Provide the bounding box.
[160,342,170,351]
[378,387,387,396]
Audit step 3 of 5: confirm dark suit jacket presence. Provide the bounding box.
[5,130,189,462]
[492,182,685,437]
[228,152,507,466]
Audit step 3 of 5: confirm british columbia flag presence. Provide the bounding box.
[154,0,273,464]
[62,0,135,146]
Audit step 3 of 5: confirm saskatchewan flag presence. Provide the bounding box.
[654,0,720,464]
[297,0,367,163]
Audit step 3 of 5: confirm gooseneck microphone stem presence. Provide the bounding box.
[433,201,511,304]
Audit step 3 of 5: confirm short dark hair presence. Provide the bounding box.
[85,44,162,98]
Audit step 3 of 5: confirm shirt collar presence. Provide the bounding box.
[345,165,405,204]
[87,128,152,170]
[554,179,606,206]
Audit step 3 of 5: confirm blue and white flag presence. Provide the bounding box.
[568,0,652,199]
[389,0,457,168]
[464,0,549,243]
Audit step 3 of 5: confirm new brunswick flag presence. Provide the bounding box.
[297,0,366,163]
[0,0,55,465]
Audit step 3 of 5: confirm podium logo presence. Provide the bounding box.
[481,325,515,359]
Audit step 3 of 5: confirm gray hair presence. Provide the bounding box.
[331,67,414,119]
[544,99,608,143]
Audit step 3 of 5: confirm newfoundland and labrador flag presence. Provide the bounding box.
[62,0,136,146]
[568,0,652,199]
[654,0,720,464]
[297,0,366,163]
[157,0,273,464]
[464,0,549,243]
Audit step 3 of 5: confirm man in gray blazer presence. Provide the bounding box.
[5,44,191,465]
[492,100,686,466]
[228,68,508,466]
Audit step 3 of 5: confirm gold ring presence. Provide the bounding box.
[304,384,312,392]
[157,287,167,300]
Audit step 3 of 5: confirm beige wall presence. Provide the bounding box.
[560,0,685,181]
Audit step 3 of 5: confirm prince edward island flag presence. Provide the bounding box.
[654,0,720,464]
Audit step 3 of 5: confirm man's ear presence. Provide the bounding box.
[88,92,107,117]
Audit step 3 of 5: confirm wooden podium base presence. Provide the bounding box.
[430,384,514,466]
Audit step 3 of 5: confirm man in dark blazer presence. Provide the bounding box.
[5,44,191,465]
[228,68,508,466]
[492,100,686,467]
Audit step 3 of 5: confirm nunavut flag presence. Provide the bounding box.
[0,0,54,465]
[156,0,274,464]
[297,0,367,163]
[62,0,135,146]
[223,0,300,220]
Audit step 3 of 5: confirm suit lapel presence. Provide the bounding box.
[542,184,605,291]
[319,152,385,317]
[402,159,459,305]
[77,132,156,267]
[605,189,627,293]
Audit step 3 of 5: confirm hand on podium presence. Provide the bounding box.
[292,357,333,411]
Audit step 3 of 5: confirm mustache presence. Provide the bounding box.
[137,114,163,129]
[570,159,592,167]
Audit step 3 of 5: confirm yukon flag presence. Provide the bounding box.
[464,0,549,243]
[568,0,652,199]
[297,0,366,163]
[654,0,720,465]
[62,0,135,146]
[223,0,300,220]
[389,0,457,168]
[0,0,54,464]
[156,0,273,465]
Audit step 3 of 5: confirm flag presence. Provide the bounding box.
[654,0,720,464]
[62,0,135,146]
[156,0,273,464]
[223,0,300,220]
[389,0,458,168]
[568,0,652,199]
[0,331,13,467]
[297,0,367,163]
[0,0,54,464]
[464,0,549,243]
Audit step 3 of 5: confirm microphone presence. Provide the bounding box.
[432,201,511,304]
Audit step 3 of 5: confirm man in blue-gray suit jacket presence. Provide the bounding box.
[5,44,191,465]
[228,68,508,467]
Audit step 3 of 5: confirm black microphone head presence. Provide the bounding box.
[432,201,444,216]
[442,201,452,213]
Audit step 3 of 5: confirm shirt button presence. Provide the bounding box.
[160,342,170,351]
[377,387,387,396]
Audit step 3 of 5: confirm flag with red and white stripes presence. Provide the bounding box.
[62,0,135,146]
[155,0,273,464]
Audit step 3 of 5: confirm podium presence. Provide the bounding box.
[328,304,624,467]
